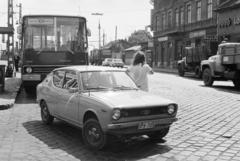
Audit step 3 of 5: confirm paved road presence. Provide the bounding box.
[0,73,240,161]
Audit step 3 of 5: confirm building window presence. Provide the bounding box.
[186,3,191,24]
[207,0,213,19]
[168,10,172,27]
[162,13,166,30]
[196,1,201,21]
[175,8,179,27]
[180,7,184,25]
[156,14,161,31]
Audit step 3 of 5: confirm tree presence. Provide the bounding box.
[128,30,152,46]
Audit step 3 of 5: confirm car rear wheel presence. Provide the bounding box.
[203,68,214,86]
[40,101,54,125]
[147,127,170,140]
[82,119,107,150]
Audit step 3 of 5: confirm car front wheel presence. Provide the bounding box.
[203,68,214,86]
[147,127,170,140]
[82,119,107,150]
[40,101,54,125]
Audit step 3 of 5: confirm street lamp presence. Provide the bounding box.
[91,13,103,49]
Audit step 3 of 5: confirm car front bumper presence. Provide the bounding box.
[106,117,178,135]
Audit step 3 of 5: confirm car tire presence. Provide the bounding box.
[203,68,214,86]
[233,79,240,89]
[178,64,185,77]
[40,101,54,125]
[82,119,107,150]
[147,127,170,140]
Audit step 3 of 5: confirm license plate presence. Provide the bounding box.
[223,57,229,62]
[138,121,155,129]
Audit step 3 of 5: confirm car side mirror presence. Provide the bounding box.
[68,88,79,93]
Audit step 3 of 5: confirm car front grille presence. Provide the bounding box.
[121,106,168,118]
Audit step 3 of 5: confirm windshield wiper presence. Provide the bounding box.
[112,85,138,90]
[85,86,110,90]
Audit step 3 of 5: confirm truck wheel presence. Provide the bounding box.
[233,80,240,89]
[178,64,185,77]
[203,68,214,86]
[82,119,107,150]
[195,66,202,79]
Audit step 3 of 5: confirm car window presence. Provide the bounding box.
[81,71,137,91]
[53,70,65,88]
[63,71,78,89]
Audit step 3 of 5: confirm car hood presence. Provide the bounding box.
[89,90,176,108]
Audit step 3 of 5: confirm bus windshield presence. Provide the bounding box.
[24,17,87,53]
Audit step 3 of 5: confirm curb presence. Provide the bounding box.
[153,68,178,75]
[0,79,22,110]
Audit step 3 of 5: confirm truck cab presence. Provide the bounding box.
[201,42,240,89]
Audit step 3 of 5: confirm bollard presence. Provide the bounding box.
[0,65,6,93]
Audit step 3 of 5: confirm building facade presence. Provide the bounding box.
[217,0,240,42]
[151,0,221,69]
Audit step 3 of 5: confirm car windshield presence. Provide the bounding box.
[81,71,138,91]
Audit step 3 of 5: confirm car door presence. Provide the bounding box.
[50,70,66,116]
[58,70,80,124]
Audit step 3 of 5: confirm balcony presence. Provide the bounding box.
[184,18,217,32]
[153,18,217,37]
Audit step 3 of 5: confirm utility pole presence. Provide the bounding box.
[103,30,105,46]
[16,3,22,51]
[91,13,103,49]
[6,0,14,77]
[115,26,117,41]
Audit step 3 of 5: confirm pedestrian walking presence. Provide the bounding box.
[14,54,20,72]
[128,51,154,92]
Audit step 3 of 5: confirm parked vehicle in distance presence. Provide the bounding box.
[37,66,178,150]
[109,58,124,68]
[201,42,240,89]
[177,46,215,78]
[102,58,112,66]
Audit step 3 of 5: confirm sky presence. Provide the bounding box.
[0,0,153,50]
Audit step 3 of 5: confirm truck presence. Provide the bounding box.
[177,46,211,78]
[201,42,240,89]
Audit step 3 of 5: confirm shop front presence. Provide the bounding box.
[218,7,240,42]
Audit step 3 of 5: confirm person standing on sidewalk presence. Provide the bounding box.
[128,51,154,92]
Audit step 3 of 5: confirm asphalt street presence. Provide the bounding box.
[0,72,240,161]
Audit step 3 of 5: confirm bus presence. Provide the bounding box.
[18,15,89,93]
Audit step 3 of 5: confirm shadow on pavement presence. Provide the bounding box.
[23,120,172,161]
[200,84,240,94]
[15,87,37,104]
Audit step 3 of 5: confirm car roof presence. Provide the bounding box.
[53,65,126,72]
[219,42,240,47]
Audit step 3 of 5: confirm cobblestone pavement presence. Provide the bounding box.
[0,73,240,161]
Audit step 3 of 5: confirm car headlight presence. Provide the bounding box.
[112,109,121,120]
[168,104,176,115]
[26,67,32,73]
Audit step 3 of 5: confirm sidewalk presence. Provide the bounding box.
[0,72,21,109]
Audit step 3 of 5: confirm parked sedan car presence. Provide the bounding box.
[102,58,112,66]
[37,66,178,150]
[109,58,124,68]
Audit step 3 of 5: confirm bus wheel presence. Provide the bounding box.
[25,86,36,95]
[233,80,240,89]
